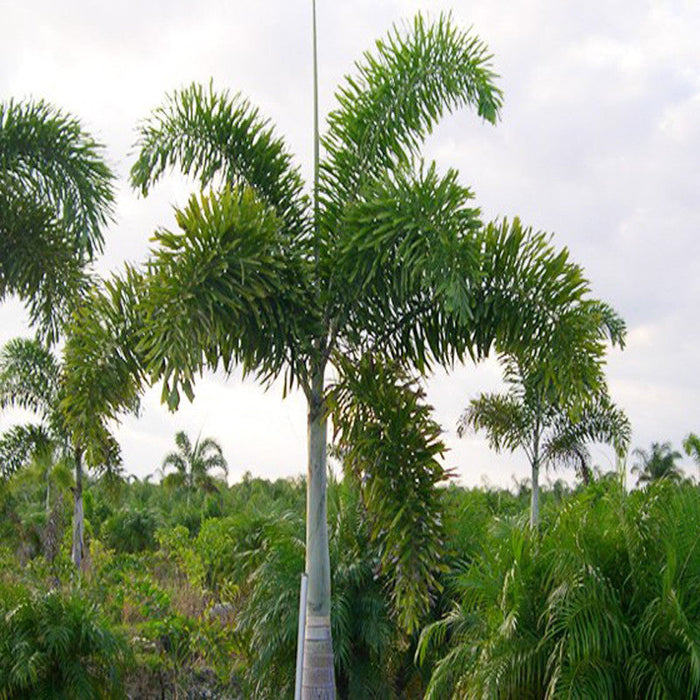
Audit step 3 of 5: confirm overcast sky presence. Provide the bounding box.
[1,0,698,488]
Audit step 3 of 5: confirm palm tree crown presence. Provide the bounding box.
[160,430,228,503]
[0,99,115,340]
[631,441,683,485]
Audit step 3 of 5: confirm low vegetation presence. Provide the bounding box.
[0,459,698,698]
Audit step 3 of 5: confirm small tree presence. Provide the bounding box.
[631,442,684,486]
[459,353,630,527]
[159,430,228,506]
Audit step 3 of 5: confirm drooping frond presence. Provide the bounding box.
[0,423,52,478]
[131,82,310,243]
[62,268,144,468]
[545,395,631,471]
[0,99,114,257]
[458,393,530,454]
[0,337,60,420]
[320,13,502,231]
[331,355,448,633]
[0,99,115,340]
[137,186,316,407]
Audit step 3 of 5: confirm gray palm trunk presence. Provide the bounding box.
[530,419,541,528]
[530,457,540,529]
[302,364,334,698]
[71,450,85,569]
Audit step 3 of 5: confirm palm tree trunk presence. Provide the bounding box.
[530,458,540,528]
[301,365,335,699]
[71,449,85,569]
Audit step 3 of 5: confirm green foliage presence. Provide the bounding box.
[61,270,144,468]
[101,506,162,554]
[419,480,700,699]
[0,99,115,341]
[684,432,700,467]
[332,356,448,633]
[0,585,128,699]
[631,441,684,486]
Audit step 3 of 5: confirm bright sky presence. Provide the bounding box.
[1,0,698,487]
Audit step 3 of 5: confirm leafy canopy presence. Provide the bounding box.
[0,99,115,340]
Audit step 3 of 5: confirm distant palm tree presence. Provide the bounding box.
[160,431,228,505]
[0,338,85,565]
[683,433,700,478]
[459,353,630,527]
[631,441,683,485]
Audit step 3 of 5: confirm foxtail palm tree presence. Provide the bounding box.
[159,430,228,506]
[0,337,126,569]
[0,338,87,565]
[0,99,115,341]
[64,14,624,697]
[459,353,630,527]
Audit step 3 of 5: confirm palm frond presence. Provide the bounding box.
[0,99,115,340]
[328,163,482,370]
[0,338,60,420]
[331,355,448,633]
[137,186,316,408]
[320,13,501,230]
[131,82,310,243]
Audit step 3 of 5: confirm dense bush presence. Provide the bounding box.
[0,585,128,699]
[420,479,700,699]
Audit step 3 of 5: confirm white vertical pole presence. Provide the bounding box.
[294,572,309,700]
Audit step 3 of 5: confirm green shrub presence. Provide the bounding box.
[0,585,128,699]
[102,506,161,553]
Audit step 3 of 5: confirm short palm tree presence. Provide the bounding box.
[631,441,683,485]
[459,354,630,526]
[159,430,228,506]
[0,99,115,341]
[0,337,125,569]
[0,338,85,566]
[64,14,624,697]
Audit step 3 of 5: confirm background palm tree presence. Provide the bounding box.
[683,432,700,480]
[0,99,114,341]
[0,338,87,566]
[159,431,228,506]
[631,441,684,485]
[459,353,630,526]
[64,14,624,697]
[0,337,127,569]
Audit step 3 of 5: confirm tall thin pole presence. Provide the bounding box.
[312,0,320,281]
